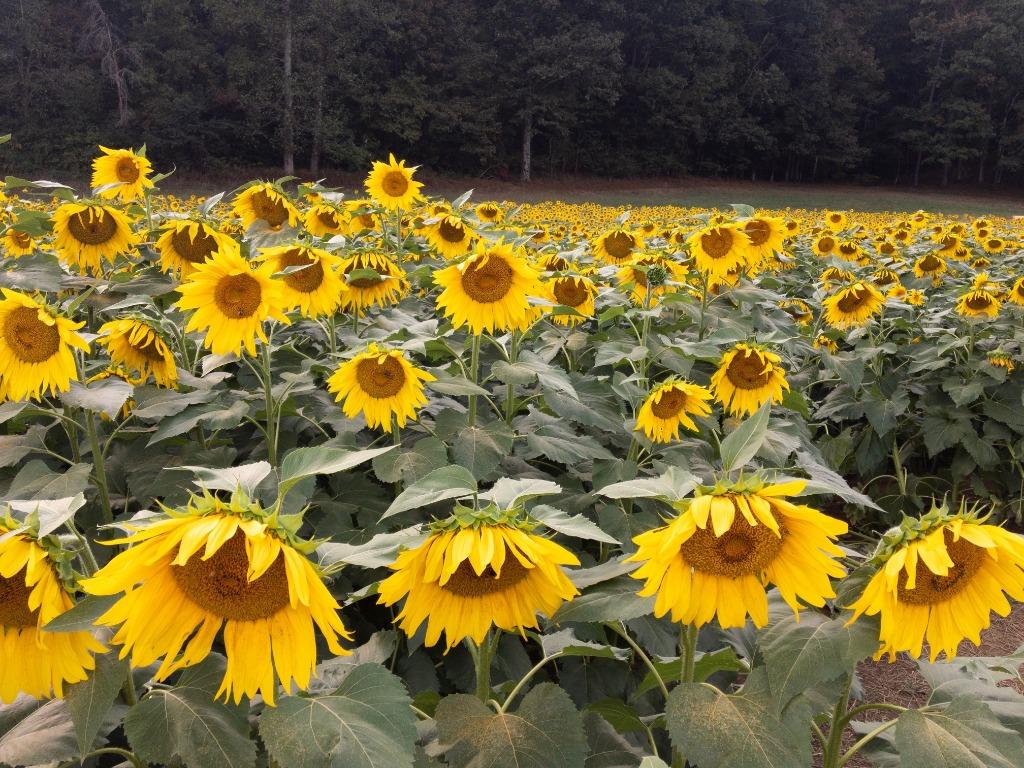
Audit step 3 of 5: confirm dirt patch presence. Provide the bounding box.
[813,604,1024,767]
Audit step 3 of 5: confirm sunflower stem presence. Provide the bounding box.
[86,411,114,524]
[680,623,698,684]
[467,334,483,427]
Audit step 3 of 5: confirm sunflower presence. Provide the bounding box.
[434,241,543,335]
[592,228,644,265]
[548,275,597,326]
[233,183,301,231]
[636,380,713,443]
[96,316,178,388]
[687,223,752,277]
[304,203,347,238]
[822,281,885,329]
[82,491,351,705]
[0,290,89,401]
[628,478,847,628]
[811,235,838,257]
[52,202,138,275]
[824,210,848,232]
[91,146,153,202]
[848,501,1024,662]
[339,251,408,315]
[0,522,105,703]
[259,244,347,319]
[474,202,504,224]
[156,219,239,278]
[325,344,435,433]
[175,250,289,356]
[742,216,785,264]
[365,154,423,210]
[710,343,789,417]
[1008,277,1024,307]
[378,510,579,649]
[425,213,476,259]
[913,253,947,279]
[2,228,36,257]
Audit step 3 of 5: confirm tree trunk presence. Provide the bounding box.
[520,112,533,183]
[281,0,295,175]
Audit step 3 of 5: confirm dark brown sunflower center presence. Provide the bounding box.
[67,208,119,246]
[744,220,771,246]
[0,570,38,628]
[4,305,60,363]
[897,533,985,605]
[278,249,325,293]
[318,210,341,229]
[250,190,289,228]
[836,289,869,313]
[170,227,219,264]
[441,557,530,597]
[725,351,772,390]
[382,171,409,198]
[817,237,835,252]
[438,219,466,244]
[603,232,636,261]
[700,228,734,260]
[651,387,688,418]
[919,254,941,272]
[553,278,589,307]
[461,256,514,303]
[965,293,994,311]
[172,531,290,620]
[214,273,262,318]
[355,355,406,398]
[678,515,785,578]
[9,230,31,248]
[116,157,140,183]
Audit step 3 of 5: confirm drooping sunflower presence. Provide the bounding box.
[325,343,435,433]
[0,521,106,703]
[592,228,645,265]
[339,251,408,315]
[913,253,947,279]
[155,219,240,278]
[233,183,301,231]
[742,216,786,265]
[710,342,789,417]
[0,290,89,401]
[956,275,1001,319]
[378,510,579,649]
[365,154,423,210]
[175,249,289,356]
[628,478,847,628]
[474,202,505,225]
[822,281,885,329]
[811,234,838,257]
[823,210,848,232]
[687,223,753,277]
[82,491,352,705]
[259,244,347,319]
[96,316,177,388]
[52,202,138,276]
[91,146,153,202]
[304,203,347,238]
[425,213,476,259]
[849,500,1024,662]
[2,228,36,258]
[434,241,543,335]
[548,274,598,326]
[636,380,713,443]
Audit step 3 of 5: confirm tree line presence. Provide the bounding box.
[2,0,1023,186]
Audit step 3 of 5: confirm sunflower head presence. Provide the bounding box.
[849,498,1024,661]
[378,505,579,649]
[91,146,153,202]
[365,154,423,211]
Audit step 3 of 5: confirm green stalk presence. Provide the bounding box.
[467,333,483,427]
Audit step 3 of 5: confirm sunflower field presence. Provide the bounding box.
[1,147,1024,768]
